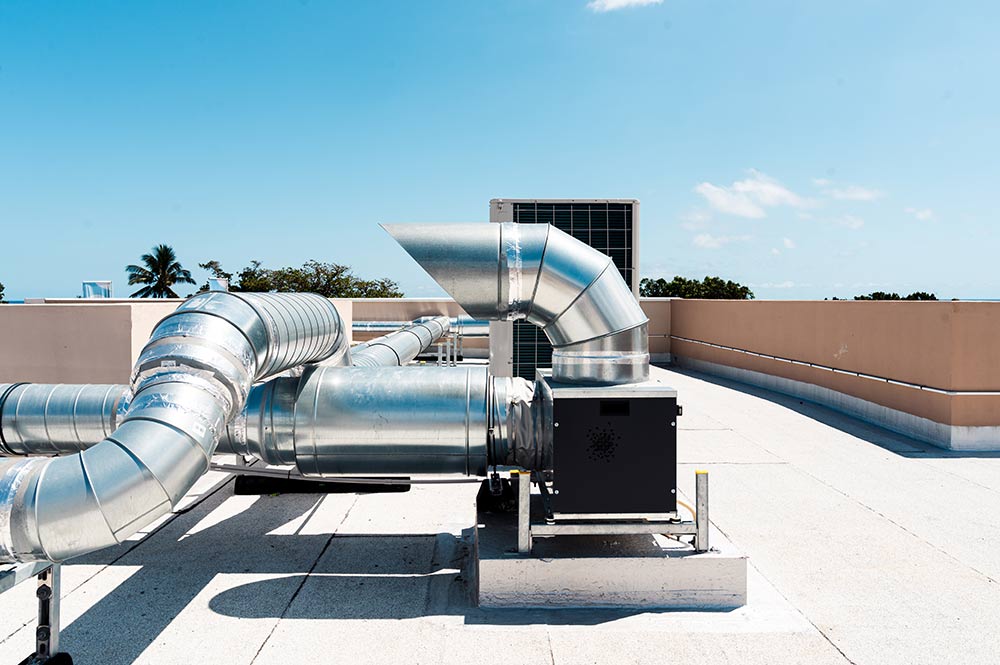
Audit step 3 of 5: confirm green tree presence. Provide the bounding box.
[852,291,937,301]
[640,276,754,300]
[126,244,196,298]
[203,260,404,298]
[0,280,5,302]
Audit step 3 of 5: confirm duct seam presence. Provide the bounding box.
[0,384,26,455]
[502,222,526,320]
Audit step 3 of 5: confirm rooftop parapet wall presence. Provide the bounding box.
[0,299,353,383]
[668,300,1000,429]
[0,304,140,383]
[2,297,997,435]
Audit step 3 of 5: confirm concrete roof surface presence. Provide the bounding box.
[1,366,998,664]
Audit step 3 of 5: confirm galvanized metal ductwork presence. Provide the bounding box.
[2,369,541,476]
[354,316,489,338]
[0,384,126,456]
[222,366,532,475]
[382,222,649,384]
[351,316,450,367]
[0,292,348,563]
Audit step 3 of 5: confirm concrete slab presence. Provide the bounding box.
[475,489,747,609]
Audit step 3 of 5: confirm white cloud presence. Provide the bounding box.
[694,182,766,218]
[771,247,781,256]
[587,0,662,11]
[694,170,812,219]
[783,237,795,249]
[813,177,884,201]
[905,207,934,221]
[692,233,751,249]
[825,184,883,201]
[833,214,865,229]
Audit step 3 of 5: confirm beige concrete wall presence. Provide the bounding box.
[1,298,354,384]
[640,298,672,358]
[0,304,137,383]
[3,296,998,430]
[669,300,1000,427]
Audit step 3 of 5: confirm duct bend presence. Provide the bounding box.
[0,292,347,563]
[383,222,649,384]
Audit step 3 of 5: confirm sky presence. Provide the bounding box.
[1,0,998,301]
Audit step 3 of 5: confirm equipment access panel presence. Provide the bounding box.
[537,370,679,516]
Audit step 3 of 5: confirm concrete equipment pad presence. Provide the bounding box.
[475,494,747,609]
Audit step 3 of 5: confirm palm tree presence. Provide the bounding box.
[126,244,196,298]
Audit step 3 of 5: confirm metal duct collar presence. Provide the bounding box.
[383,222,649,384]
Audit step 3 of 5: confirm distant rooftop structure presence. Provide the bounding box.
[81,281,113,299]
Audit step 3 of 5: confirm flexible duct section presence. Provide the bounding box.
[0,292,347,563]
[351,316,450,367]
[383,222,649,384]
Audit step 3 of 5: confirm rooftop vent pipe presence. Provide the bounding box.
[0,292,347,563]
[383,223,649,384]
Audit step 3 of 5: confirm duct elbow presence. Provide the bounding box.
[385,222,649,384]
[0,292,348,563]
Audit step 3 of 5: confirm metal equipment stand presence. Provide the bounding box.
[0,562,72,664]
[516,469,710,554]
[434,334,460,366]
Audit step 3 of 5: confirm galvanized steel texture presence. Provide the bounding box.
[384,222,649,384]
[0,291,348,563]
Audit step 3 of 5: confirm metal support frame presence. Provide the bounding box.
[435,334,460,367]
[1,563,71,664]
[516,470,710,554]
[517,471,531,553]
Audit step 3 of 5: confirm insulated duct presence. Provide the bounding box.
[0,292,348,563]
[351,316,450,367]
[382,223,649,384]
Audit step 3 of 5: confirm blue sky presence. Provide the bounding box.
[1,0,997,300]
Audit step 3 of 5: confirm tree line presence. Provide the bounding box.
[640,276,938,301]
[125,244,403,299]
[0,259,945,303]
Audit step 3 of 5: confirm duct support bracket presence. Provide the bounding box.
[515,470,710,554]
[0,563,72,664]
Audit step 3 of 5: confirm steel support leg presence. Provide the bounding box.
[695,470,709,552]
[21,564,69,664]
[516,471,532,554]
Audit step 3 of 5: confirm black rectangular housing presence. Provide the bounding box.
[551,393,677,515]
